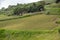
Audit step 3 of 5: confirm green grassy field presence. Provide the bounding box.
[0,14,58,30]
[0,29,60,40]
[45,3,60,15]
[0,2,60,40]
[0,13,60,40]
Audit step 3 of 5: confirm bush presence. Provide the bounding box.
[46,11,50,15]
[56,21,60,24]
[58,29,60,33]
[0,29,6,38]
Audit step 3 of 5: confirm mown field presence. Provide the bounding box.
[0,14,59,30]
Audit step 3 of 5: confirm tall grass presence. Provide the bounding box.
[0,29,56,40]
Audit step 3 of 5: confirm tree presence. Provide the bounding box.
[13,6,24,16]
[13,1,45,16]
[1,7,5,11]
[56,0,60,3]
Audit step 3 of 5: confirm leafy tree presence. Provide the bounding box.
[0,0,45,16]
[14,7,24,16]
[56,0,60,3]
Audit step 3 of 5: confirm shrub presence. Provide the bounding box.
[0,29,6,38]
[58,29,60,33]
[56,21,60,24]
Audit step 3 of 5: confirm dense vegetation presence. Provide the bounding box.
[0,0,60,16]
[0,1,45,16]
[0,29,59,40]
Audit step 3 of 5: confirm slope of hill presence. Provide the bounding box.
[0,14,60,40]
[0,0,60,40]
[0,14,58,30]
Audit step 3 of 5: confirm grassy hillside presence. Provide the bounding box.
[0,13,60,40]
[0,14,59,30]
[45,3,60,15]
[0,2,60,40]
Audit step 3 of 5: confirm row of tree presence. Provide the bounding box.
[0,1,45,16]
[13,1,45,16]
[0,0,59,16]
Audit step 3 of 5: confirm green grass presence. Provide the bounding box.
[0,14,58,30]
[0,3,60,40]
[0,12,60,40]
[45,3,60,15]
[0,29,59,40]
[46,8,60,15]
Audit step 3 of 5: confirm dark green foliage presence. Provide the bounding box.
[0,1,45,16]
[56,21,60,24]
[13,1,45,15]
[56,0,60,3]
[58,29,60,33]
[0,0,60,16]
[0,29,54,40]
[46,11,50,15]
[0,29,6,38]
[13,7,23,16]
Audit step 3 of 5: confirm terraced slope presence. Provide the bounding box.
[0,14,58,30]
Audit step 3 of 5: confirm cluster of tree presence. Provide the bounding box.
[0,0,59,16]
[0,1,45,16]
[13,1,45,15]
[56,0,60,3]
[0,5,16,16]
